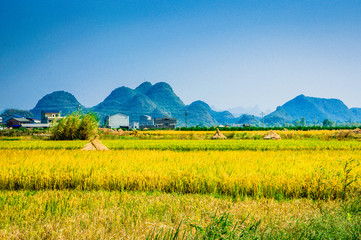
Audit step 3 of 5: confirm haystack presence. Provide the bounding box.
[264,131,281,140]
[212,128,227,139]
[81,135,109,151]
[352,128,361,134]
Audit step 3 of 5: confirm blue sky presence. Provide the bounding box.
[1,0,361,114]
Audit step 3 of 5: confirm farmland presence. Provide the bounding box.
[0,131,361,239]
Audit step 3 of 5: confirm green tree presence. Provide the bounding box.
[51,112,99,140]
[322,119,334,128]
[0,109,34,118]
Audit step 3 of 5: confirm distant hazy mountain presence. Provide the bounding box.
[186,101,234,126]
[31,91,83,118]
[237,114,261,126]
[29,83,361,127]
[351,108,361,122]
[227,105,268,117]
[264,95,357,125]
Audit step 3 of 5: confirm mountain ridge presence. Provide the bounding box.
[28,83,361,127]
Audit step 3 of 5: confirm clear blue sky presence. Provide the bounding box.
[1,0,361,113]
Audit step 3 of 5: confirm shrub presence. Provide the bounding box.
[51,112,99,140]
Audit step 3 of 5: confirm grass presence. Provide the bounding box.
[0,191,360,239]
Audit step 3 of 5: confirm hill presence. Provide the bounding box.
[31,91,83,118]
[186,101,234,127]
[237,114,261,126]
[265,95,357,126]
[0,109,34,119]
[351,108,361,122]
[92,82,186,122]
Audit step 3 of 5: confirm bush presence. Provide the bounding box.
[51,112,99,140]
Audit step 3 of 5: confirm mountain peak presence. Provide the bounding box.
[145,82,185,117]
[103,86,136,103]
[135,82,153,94]
[147,82,173,93]
[31,90,82,118]
[189,100,212,111]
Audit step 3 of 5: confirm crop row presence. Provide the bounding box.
[0,139,361,151]
[0,149,360,199]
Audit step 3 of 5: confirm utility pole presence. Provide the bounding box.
[185,110,188,128]
[261,112,265,128]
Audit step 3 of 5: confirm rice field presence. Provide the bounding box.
[0,149,360,199]
[0,131,360,239]
[1,139,361,151]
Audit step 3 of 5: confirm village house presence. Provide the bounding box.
[129,121,139,129]
[3,115,24,124]
[41,111,63,124]
[139,115,155,129]
[6,117,31,128]
[104,113,129,129]
[154,117,177,129]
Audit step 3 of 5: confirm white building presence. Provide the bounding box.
[104,113,129,129]
[129,121,139,129]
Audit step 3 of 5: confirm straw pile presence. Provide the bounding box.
[99,128,126,136]
[212,128,227,140]
[264,131,281,140]
[81,135,109,151]
[352,128,361,134]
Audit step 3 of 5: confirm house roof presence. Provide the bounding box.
[154,117,177,121]
[3,115,23,121]
[108,113,129,117]
[12,118,31,123]
[21,123,50,128]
